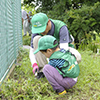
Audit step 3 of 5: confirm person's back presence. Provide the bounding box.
[49,48,80,78]
[22,10,27,20]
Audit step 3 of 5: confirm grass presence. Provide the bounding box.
[0,33,100,100]
[0,48,100,100]
[22,30,31,46]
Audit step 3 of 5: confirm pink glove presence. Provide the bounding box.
[32,63,39,74]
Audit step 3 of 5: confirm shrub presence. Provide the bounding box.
[64,2,100,48]
[48,2,100,49]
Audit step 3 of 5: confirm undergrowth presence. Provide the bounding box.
[0,48,100,100]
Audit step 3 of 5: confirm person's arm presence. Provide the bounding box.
[60,43,68,50]
[29,34,39,65]
[29,34,40,74]
[27,14,30,23]
[29,47,37,65]
[59,26,71,50]
[22,18,24,25]
[59,26,81,64]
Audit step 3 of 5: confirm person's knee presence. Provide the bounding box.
[33,36,42,44]
[33,35,42,49]
[68,47,82,63]
[43,64,49,70]
[43,64,50,73]
[76,53,81,63]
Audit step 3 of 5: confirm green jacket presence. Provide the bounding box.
[49,50,80,78]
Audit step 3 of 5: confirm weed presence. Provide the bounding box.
[0,48,100,100]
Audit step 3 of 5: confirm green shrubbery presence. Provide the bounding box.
[48,2,100,48]
[78,32,100,53]
[66,2,100,46]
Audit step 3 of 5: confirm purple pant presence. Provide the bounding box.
[43,64,77,93]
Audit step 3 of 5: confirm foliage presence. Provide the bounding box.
[22,36,31,46]
[78,32,100,52]
[63,2,100,48]
[71,0,100,9]
[22,30,31,46]
[21,2,36,15]
[46,2,100,49]
[23,0,72,12]
[0,47,100,99]
[22,0,100,11]
[87,33,100,53]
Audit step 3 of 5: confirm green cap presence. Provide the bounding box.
[34,35,58,54]
[31,13,48,33]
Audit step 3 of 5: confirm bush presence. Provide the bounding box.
[78,32,100,52]
[48,2,100,49]
[64,2,100,47]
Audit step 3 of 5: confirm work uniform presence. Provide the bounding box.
[29,19,81,69]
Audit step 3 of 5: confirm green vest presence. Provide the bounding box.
[40,19,74,48]
[39,19,66,41]
[49,50,80,78]
[51,19,66,42]
[51,19,74,48]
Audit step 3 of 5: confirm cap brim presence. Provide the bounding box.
[32,25,46,34]
[34,49,40,54]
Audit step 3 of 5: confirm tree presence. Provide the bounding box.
[23,0,72,12]
[23,0,100,12]
[21,1,36,15]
